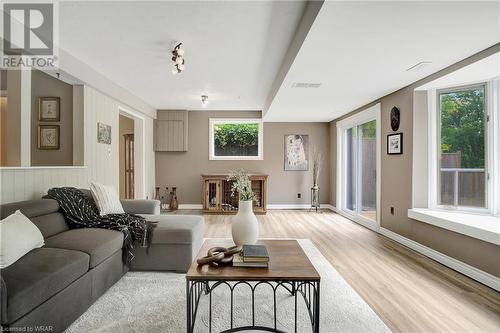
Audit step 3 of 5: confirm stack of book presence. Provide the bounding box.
[233,245,269,268]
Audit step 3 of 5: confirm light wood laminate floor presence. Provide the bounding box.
[172,209,499,332]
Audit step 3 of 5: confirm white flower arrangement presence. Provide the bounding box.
[227,169,256,202]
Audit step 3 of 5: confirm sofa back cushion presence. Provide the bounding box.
[0,199,69,238]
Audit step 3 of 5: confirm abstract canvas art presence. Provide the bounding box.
[284,134,309,171]
[97,123,112,144]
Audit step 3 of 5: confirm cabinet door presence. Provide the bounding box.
[155,110,188,151]
[205,180,220,211]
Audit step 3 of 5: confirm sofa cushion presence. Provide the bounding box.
[0,199,59,220]
[89,182,125,216]
[1,247,89,324]
[44,228,124,268]
[0,199,69,238]
[140,215,204,244]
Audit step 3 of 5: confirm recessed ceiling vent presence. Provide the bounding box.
[291,82,322,88]
[406,61,432,72]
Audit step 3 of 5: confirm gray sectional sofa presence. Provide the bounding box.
[0,193,204,332]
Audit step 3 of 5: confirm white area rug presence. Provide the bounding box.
[66,239,390,333]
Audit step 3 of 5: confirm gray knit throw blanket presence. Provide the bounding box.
[46,187,153,265]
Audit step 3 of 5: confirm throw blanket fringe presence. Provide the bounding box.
[46,187,153,265]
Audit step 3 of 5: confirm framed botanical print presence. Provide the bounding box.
[387,133,403,155]
[38,125,60,150]
[38,97,60,121]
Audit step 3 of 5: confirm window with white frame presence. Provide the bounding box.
[437,84,487,209]
[209,118,263,160]
[431,79,499,215]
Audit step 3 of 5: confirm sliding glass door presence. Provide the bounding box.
[337,104,380,229]
[343,121,377,221]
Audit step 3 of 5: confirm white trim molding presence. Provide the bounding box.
[408,208,500,245]
[336,103,381,232]
[208,118,263,160]
[178,204,203,210]
[267,204,336,211]
[379,227,500,291]
[118,106,147,199]
[177,204,337,211]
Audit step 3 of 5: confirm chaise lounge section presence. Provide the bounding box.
[0,193,204,332]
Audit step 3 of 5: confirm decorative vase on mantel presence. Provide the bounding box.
[231,200,259,245]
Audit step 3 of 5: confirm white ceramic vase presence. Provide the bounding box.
[231,200,259,245]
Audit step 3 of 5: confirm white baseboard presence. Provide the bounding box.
[267,204,310,210]
[379,227,500,291]
[178,204,203,210]
[177,203,337,211]
[267,204,336,211]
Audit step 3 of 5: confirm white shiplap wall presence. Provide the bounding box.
[84,86,121,190]
[0,167,89,203]
[0,85,156,204]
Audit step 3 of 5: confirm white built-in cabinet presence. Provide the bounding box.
[154,110,188,151]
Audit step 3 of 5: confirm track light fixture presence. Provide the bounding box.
[171,42,185,75]
[201,95,208,106]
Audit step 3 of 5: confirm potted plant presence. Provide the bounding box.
[228,169,259,245]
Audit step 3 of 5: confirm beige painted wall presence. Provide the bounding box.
[0,97,7,165]
[155,111,330,205]
[31,70,74,166]
[3,70,21,166]
[330,44,500,277]
[119,115,134,198]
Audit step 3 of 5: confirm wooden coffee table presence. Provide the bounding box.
[186,239,320,333]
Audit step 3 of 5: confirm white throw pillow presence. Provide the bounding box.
[89,182,125,216]
[0,210,45,268]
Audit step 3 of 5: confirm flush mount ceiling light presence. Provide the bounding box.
[201,95,208,106]
[171,42,185,75]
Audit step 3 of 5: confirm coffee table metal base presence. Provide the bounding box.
[186,279,320,333]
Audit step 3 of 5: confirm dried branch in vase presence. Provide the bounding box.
[312,146,322,187]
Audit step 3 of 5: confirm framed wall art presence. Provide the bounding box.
[97,122,112,144]
[387,133,403,155]
[38,97,60,121]
[38,125,60,150]
[284,134,309,171]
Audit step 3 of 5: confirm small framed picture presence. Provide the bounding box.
[38,125,60,150]
[387,133,403,155]
[97,122,112,144]
[38,97,60,121]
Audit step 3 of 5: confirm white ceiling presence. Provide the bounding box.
[415,52,500,91]
[58,1,306,110]
[58,1,500,122]
[264,1,500,122]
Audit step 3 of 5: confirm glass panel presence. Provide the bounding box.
[439,86,486,208]
[345,127,357,212]
[213,123,259,157]
[439,170,455,206]
[359,120,376,221]
[458,171,486,207]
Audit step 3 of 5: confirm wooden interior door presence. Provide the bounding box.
[124,133,134,199]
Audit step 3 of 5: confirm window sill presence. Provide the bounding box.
[408,208,500,245]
